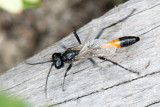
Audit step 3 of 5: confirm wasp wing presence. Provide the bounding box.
[74,39,117,60]
[69,44,83,50]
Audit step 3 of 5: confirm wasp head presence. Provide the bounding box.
[52,53,64,69]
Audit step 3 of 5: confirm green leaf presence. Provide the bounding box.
[0,92,30,107]
[23,0,42,9]
[24,0,40,3]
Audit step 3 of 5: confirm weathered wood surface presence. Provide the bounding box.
[1,0,160,107]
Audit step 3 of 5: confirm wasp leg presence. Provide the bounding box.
[62,63,72,91]
[73,27,82,45]
[98,57,139,75]
[88,58,98,66]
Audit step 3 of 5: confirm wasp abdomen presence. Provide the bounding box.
[119,36,140,47]
[101,36,140,48]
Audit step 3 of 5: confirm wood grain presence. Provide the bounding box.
[1,0,160,106]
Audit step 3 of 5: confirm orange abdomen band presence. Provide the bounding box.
[101,38,121,48]
[101,36,140,48]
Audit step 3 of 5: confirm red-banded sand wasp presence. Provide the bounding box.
[26,26,140,96]
[26,9,140,97]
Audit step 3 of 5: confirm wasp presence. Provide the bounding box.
[26,27,140,96]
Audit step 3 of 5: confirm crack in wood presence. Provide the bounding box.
[72,67,89,75]
[0,75,34,92]
[122,83,159,100]
[51,70,160,106]
[134,2,160,16]
[145,100,160,107]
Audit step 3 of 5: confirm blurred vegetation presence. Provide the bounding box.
[0,0,42,13]
[0,0,127,73]
[0,92,30,107]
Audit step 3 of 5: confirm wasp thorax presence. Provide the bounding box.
[62,49,80,61]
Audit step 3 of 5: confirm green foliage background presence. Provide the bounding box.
[0,0,42,13]
[0,92,30,107]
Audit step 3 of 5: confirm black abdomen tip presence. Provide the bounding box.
[135,37,140,42]
[119,36,140,47]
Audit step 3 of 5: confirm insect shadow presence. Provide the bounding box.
[26,9,139,97]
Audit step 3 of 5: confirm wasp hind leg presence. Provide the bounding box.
[98,57,139,75]
[88,58,98,67]
[95,9,136,40]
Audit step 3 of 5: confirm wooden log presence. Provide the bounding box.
[1,0,160,106]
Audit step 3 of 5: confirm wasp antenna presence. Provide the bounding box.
[25,60,52,65]
[45,63,54,98]
[62,63,72,91]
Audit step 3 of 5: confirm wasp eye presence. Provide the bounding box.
[55,60,64,69]
[52,53,61,61]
